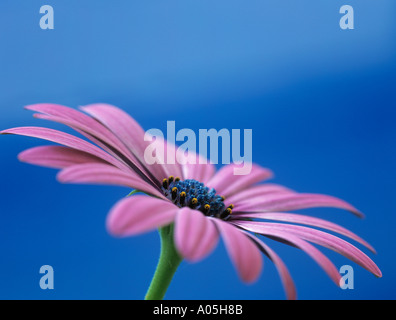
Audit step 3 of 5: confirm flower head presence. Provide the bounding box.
[1,103,382,299]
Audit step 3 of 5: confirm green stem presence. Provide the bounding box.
[126,189,140,197]
[144,224,182,300]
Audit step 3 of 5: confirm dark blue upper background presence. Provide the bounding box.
[0,1,395,299]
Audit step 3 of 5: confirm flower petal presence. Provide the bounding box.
[174,207,219,262]
[26,103,133,156]
[106,195,177,237]
[57,163,165,199]
[81,103,184,181]
[1,126,129,171]
[32,112,156,183]
[207,164,273,197]
[26,104,135,161]
[181,151,216,184]
[232,221,342,285]
[18,145,108,169]
[243,232,296,300]
[234,221,381,278]
[80,103,147,156]
[234,192,363,217]
[231,212,376,253]
[225,183,295,206]
[145,134,185,180]
[210,218,263,283]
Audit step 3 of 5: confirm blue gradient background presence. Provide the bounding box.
[0,1,395,299]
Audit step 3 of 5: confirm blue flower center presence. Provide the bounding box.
[161,176,233,220]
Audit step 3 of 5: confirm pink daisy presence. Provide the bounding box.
[1,103,381,300]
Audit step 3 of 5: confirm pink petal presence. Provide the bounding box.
[106,195,177,237]
[234,192,363,217]
[81,103,147,155]
[243,231,297,300]
[26,103,128,150]
[232,221,342,285]
[235,221,382,278]
[32,112,154,183]
[26,103,101,124]
[231,212,376,253]
[181,151,216,184]
[207,164,273,197]
[174,208,219,262]
[145,134,185,180]
[81,104,183,181]
[57,163,166,199]
[1,127,129,172]
[26,104,135,160]
[18,145,107,169]
[210,218,263,283]
[225,184,295,206]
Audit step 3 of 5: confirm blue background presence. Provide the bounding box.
[0,1,395,299]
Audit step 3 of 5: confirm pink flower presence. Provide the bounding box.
[1,103,381,299]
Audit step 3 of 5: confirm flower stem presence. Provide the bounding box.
[145,224,182,300]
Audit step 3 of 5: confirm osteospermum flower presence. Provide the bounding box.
[1,103,381,300]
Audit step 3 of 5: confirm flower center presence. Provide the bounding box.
[161,176,233,220]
